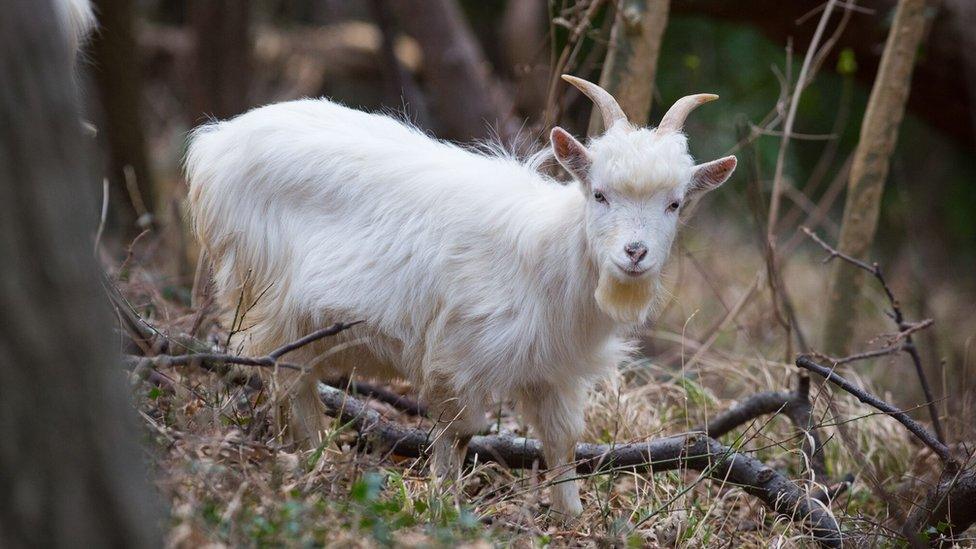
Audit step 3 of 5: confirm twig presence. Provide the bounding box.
[317,383,843,547]
[680,270,762,371]
[125,321,363,374]
[543,0,606,128]
[268,322,363,360]
[767,0,839,239]
[795,356,955,469]
[816,319,933,366]
[803,227,946,443]
[694,376,827,480]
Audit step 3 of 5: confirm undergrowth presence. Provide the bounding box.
[118,223,967,548]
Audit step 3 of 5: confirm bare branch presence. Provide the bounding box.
[543,0,607,127]
[332,376,428,417]
[268,321,364,360]
[767,0,840,238]
[694,376,827,480]
[795,356,955,469]
[803,227,946,443]
[804,226,876,274]
[125,321,363,374]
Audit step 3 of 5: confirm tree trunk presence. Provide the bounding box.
[588,0,671,135]
[369,0,431,128]
[502,0,549,117]
[0,1,161,546]
[390,0,519,142]
[821,0,927,355]
[188,0,252,121]
[89,0,155,235]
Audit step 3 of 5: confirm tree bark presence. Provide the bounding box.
[390,0,519,142]
[821,0,927,355]
[589,0,670,135]
[501,0,549,117]
[906,469,976,542]
[89,0,155,235]
[0,1,161,546]
[188,0,252,121]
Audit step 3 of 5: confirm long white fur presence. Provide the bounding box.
[54,0,96,55]
[185,95,733,517]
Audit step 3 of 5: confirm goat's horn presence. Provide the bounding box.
[561,74,627,130]
[657,94,719,133]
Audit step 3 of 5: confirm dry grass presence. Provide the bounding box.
[114,214,972,548]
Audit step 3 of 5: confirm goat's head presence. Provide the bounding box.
[552,75,736,323]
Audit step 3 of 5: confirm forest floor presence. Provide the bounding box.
[115,222,970,547]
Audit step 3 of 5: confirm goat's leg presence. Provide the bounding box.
[423,384,485,481]
[266,368,327,448]
[520,384,585,518]
[288,377,329,446]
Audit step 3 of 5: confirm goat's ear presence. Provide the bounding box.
[551,127,591,182]
[688,155,736,196]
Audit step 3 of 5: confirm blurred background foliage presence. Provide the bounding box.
[101,1,976,263]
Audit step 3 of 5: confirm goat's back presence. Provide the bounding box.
[185,99,597,389]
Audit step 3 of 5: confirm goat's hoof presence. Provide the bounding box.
[548,503,584,525]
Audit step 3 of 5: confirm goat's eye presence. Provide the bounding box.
[667,201,681,212]
[593,191,608,204]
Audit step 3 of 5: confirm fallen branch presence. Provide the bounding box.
[693,376,858,504]
[317,383,843,547]
[906,465,976,542]
[795,355,956,469]
[333,376,428,417]
[118,310,842,544]
[694,375,827,480]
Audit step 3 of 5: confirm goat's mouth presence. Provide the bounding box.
[613,261,651,278]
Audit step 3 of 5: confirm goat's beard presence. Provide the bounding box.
[594,268,661,324]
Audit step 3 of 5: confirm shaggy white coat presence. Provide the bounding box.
[185,97,734,517]
[55,0,95,54]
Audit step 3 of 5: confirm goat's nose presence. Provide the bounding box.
[624,241,648,263]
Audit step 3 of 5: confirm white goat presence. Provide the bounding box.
[185,75,736,517]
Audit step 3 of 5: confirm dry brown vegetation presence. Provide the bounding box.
[112,217,974,547]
